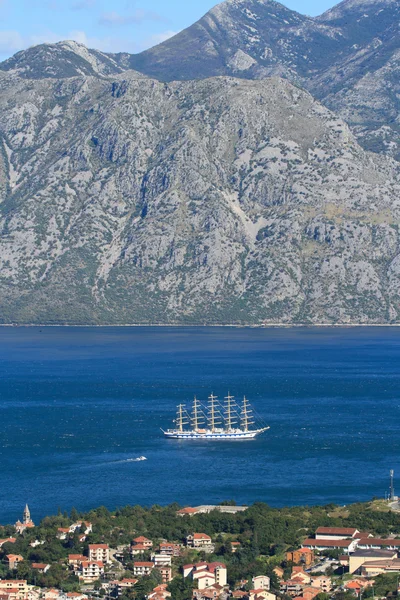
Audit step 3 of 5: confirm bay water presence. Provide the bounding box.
[0,326,399,524]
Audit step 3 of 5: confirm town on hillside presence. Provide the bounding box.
[2,501,400,600]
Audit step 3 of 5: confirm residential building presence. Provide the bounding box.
[310,576,332,593]
[133,562,154,577]
[109,579,138,596]
[68,555,86,569]
[157,567,172,583]
[280,580,304,596]
[57,529,70,541]
[151,554,172,568]
[66,594,88,600]
[273,567,284,580]
[0,581,29,600]
[302,587,321,600]
[249,591,275,600]
[193,585,226,600]
[186,534,214,552]
[231,542,241,554]
[133,536,153,549]
[148,585,171,600]
[286,549,314,567]
[130,545,149,556]
[88,544,110,564]
[290,570,311,584]
[184,563,227,590]
[7,555,24,570]
[159,542,181,557]
[79,561,104,583]
[252,576,270,591]
[31,564,50,574]
[0,538,16,548]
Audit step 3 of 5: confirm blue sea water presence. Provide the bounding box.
[0,326,399,524]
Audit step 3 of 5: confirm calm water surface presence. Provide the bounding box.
[0,326,399,523]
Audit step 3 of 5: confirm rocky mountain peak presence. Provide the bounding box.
[0,40,124,79]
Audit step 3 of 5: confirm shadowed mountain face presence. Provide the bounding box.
[0,0,400,324]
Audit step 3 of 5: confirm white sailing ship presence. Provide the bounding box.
[163,393,269,440]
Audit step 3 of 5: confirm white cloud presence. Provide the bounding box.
[99,9,165,26]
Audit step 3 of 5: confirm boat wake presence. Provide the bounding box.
[109,456,147,464]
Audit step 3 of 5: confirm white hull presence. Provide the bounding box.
[163,427,269,440]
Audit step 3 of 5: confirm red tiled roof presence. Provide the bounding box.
[134,562,154,567]
[32,564,49,569]
[358,538,400,546]
[89,544,108,549]
[316,527,358,536]
[303,538,354,547]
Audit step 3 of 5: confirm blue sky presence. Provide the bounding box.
[0,0,338,61]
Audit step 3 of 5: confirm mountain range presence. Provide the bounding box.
[1,0,400,324]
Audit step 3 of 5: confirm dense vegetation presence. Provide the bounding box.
[2,501,400,597]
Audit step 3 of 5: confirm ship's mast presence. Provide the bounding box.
[224,393,236,432]
[191,396,201,431]
[208,393,218,432]
[241,396,254,432]
[176,404,187,433]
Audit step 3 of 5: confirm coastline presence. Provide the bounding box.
[1,323,400,328]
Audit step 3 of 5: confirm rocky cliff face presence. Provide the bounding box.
[127,0,400,160]
[0,65,400,324]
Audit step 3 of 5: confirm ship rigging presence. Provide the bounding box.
[163,393,269,440]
